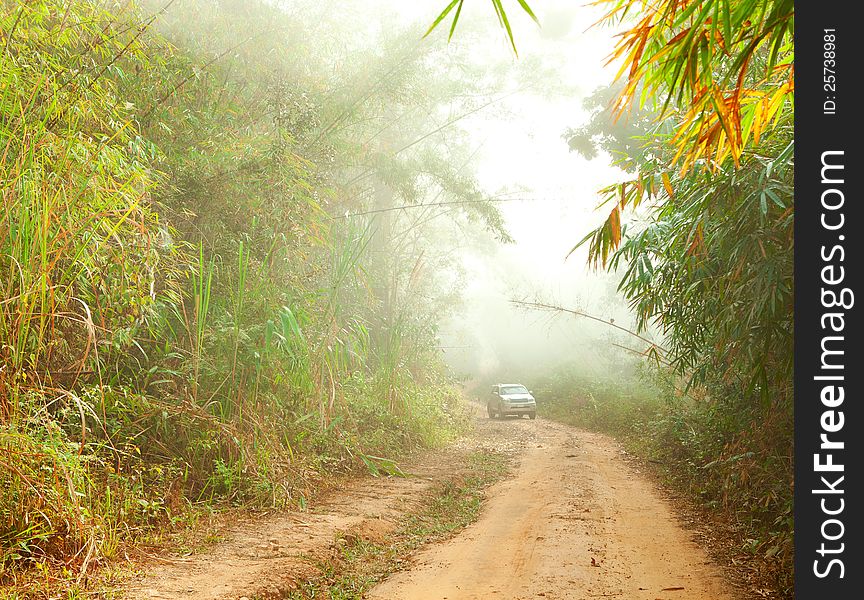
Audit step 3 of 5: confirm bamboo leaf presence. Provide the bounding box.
[423,0,462,39]
[448,0,465,41]
[662,172,675,198]
[516,0,541,25]
[491,0,519,56]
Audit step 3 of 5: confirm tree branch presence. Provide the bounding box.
[510,299,668,357]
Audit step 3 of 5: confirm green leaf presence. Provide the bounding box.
[448,0,465,41]
[765,188,785,209]
[491,0,518,56]
[423,0,462,39]
[516,0,540,25]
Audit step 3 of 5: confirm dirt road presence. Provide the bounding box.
[368,417,737,600]
[126,414,739,600]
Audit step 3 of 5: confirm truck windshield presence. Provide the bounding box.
[501,385,529,395]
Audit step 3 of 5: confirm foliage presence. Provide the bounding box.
[0,0,503,589]
[585,0,794,260]
[0,0,168,412]
[565,5,795,591]
[425,0,539,55]
[608,125,793,395]
[430,0,795,593]
[596,0,793,169]
[564,82,661,168]
[572,1,795,413]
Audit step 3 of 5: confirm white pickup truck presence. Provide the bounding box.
[488,383,536,420]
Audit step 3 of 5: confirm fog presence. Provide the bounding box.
[379,1,646,387]
[8,1,796,588]
[365,0,648,389]
[147,0,652,390]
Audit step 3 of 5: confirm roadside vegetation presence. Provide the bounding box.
[570,2,793,593]
[0,0,518,593]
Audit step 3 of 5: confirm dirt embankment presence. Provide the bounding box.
[125,415,740,600]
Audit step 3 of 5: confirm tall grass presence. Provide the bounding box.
[0,1,169,580]
[190,244,214,403]
[1,1,471,589]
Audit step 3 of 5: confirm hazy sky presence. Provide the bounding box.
[368,1,637,379]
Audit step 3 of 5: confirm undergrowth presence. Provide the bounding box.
[0,0,490,593]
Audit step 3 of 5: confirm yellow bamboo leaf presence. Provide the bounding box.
[609,204,621,248]
[661,172,674,198]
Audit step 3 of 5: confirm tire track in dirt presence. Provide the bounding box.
[368,419,739,600]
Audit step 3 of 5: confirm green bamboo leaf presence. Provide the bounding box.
[423,0,462,39]
[516,0,540,25]
[448,0,465,41]
[491,0,518,56]
[722,0,733,45]
[765,188,785,209]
